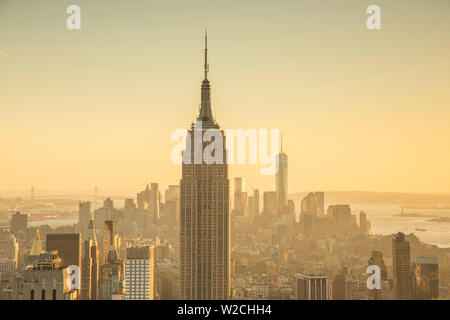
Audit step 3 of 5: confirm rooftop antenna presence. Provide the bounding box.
[204,29,209,79]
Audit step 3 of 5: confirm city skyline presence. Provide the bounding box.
[0,0,449,304]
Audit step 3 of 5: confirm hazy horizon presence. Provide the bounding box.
[1,0,450,193]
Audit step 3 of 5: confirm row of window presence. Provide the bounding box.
[30,289,57,300]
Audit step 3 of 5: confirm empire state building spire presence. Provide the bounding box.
[198,30,213,121]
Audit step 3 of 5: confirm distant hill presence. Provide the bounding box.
[289,191,450,207]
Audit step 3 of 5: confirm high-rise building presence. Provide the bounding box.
[165,185,180,202]
[233,178,248,217]
[263,191,278,218]
[253,189,260,215]
[124,246,154,300]
[301,192,324,217]
[0,229,19,268]
[99,250,124,300]
[296,274,328,300]
[46,233,81,269]
[359,211,371,235]
[79,201,91,234]
[10,212,28,237]
[150,183,160,223]
[275,140,288,208]
[103,220,115,264]
[392,232,411,300]
[81,214,99,300]
[180,33,230,300]
[412,256,439,300]
[327,204,358,235]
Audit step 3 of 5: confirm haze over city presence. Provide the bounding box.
[0,0,449,305]
[1,0,450,193]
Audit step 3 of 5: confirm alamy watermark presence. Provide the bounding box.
[65,5,381,31]
[171,122,280,175]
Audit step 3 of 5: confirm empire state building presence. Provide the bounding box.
[180,33,230,300]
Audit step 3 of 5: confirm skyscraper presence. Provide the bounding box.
[81,214,99,300]
[275,138,288,209]
[412,256,439,300]
[180,32,230,300]
[125,246,154,300]
[263,191,278,218]
[392,232,411,300]
[79,201,91,234]
[46,233,82,269]
[103,220,114,264]
[233,177,247,217]
[10,212,28,237]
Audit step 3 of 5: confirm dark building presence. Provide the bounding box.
[412,256,439,300]
[46,233,82,268]
[392,232,411,300]
[10,212,28,237]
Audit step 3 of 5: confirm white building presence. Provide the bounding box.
[124,246,154,300]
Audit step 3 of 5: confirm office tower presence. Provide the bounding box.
[392,232,411,300]
[253,189,260,215]
[332,271,347,300]
[137,184,151,210]
[359,211,370,235]
[103,198,113,210]
[275,139,288,208]
[300,192,325,236]
[79,201,91,234]
[103,220,115,264]
[248,196,255,216]
[22,251,77,300]
[0,229,19,265]
[327,204,358,235]
[125,246,154,300]
[99,250,124,300]
[263,191,278,218]
[412,257,439,300]
[301,192,324,217]
[156,263,181,300]
[315,192,324,217]
[149,183,160,222]
[81,214,99,300]
[81,239,92,300]
[180,33,230,300]
[233,177,248,216]
[46,233,81,268]
[165,185,180,201]
[234,177,244,194]
[10,212,27,237]
[296,274,328,300]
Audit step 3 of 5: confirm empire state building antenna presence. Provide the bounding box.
[204,29,209,80]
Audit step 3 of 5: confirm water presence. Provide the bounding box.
[349,204,450,248]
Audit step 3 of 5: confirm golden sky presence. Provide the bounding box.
[1,0,450,194]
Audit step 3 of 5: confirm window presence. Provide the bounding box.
[42,289,46,300]
[30,289,34,300]
[53,289,57,300]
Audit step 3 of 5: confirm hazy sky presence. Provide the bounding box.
[1,0,450,195]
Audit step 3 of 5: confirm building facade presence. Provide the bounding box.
[180,33,230,300]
